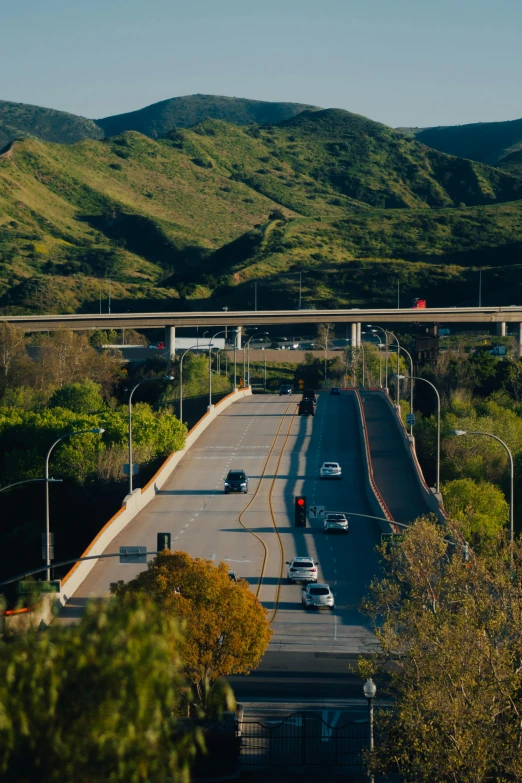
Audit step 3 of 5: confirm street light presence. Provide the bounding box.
[367,326,389,392]
[0,478,63,493]
[390,344,415,436]
[179,344,209,425]
[247,331,269,386]
[128,377,174,495]
[363,678,377,783]
[452,429,514,560]
[362,332,382,387]
[209,330,227,406]
[45,427,105,580]
[311,343,327,386]
[398,374,441,494]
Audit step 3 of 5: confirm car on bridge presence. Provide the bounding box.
[286,557,318,583]
[302,583,335,609]
[320,461,342,479]
[224,470,248,494]
[323,512,349,534]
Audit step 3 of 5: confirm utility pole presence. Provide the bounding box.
[299,271,302,309]
[254,282,258,311]
[397,277,400,309]
[108,277,111,314]
[479,269,482,307]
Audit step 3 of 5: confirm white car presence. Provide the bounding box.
[286,557,318,583]
[323,512,349,534]
[302,583,335,609]
[320,462,342,479]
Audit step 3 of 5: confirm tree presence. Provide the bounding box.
[0,596,199,783]
[442,478,508,551]
[0,322,30,395]
[360,516,522,783]
[111,551,272,713]
[48,380,105,413]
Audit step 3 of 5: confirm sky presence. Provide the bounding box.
[1,0,521,128]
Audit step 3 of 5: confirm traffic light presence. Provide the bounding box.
[295,496,307,527]
[157,532,172,552]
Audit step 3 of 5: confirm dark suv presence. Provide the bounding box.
[224,470,248,494]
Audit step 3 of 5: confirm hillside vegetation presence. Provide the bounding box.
[96,93,320,138]
[1,107,522,314]
[407,116,522,166]
[0,100,103,150]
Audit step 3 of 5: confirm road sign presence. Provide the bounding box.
[406,413,416,426]
[119,546,147,564]
[123,464,139,476]
[298,378,304,388]
[157,532,171,551]
[309,505,325,519]
[381,534,404,546]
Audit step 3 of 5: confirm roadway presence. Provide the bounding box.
[57,391,383,698]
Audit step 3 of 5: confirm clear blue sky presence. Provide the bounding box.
[1,0,520,127]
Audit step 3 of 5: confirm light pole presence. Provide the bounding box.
[362,331,385,387]
[45,428,104,580]
[398,374,441,494]
[368,326,388,392]
[128,376,174,494]
[311,343,327,386]
[453,429,514,561]
[179,344,208,425]
[391,345,415,435]
[247,331,269,386]
[363,678,377,783]
[209,330,227,407]
[0,478,62,494]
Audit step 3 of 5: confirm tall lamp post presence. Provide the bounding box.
[179,344,208,425]
[45,427,105,580]
[398,374,441,494]
[0,478,62,494]
[247,331,269,387]
[311,343,327,387]
[391,345,415,435]
[368,326,389,393]
[209,330,227,407]
[453,429,514,562]
[128,376,174,494]
[363,678,377,783]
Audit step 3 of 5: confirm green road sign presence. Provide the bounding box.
[381,534,405,545]
[19,580,61,594]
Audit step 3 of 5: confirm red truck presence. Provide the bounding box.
[412,298,427,309]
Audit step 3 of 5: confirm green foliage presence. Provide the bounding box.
[411,116,522,166]
[442,477,508,550]
[0,595,199,782]
[48,380,105,413]
[0,99,103,150]
[361,516,522,783]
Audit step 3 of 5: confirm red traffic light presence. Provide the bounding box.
[297,498,305,506]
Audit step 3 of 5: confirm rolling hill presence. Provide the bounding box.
[96,94,320,139]
[404,117,522,167]
[1,107,522,315]
[0,100,103,151]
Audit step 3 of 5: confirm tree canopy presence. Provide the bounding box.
[111,551,272,713]
[0,596,199,783]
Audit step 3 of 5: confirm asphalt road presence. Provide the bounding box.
[57,392,383,700]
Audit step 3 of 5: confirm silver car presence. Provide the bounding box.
[286,557,318,583]
[302,583,335,609]
[323,512,349,534]
[320,461,342,479]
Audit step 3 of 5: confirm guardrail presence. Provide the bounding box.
[352,390,397,535]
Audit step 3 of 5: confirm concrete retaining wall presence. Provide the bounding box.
[352,389,396,535]
[56,387,252,608]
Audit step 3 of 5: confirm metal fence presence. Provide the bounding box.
[238,712,368,767]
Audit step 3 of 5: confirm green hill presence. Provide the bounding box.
[407,117,522,166]
[0,100,103,150]
[96,94,320,138]
[1,108,522,315]
[498,149,522,178]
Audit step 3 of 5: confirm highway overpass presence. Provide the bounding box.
[54,389,439,700]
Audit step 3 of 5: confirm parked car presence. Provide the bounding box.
[320,461,342,479]
[286,557,318,583]
[224,470,248,494]
[302,583,335,609]
[323,512,349,534]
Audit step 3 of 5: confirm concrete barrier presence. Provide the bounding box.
[56,387,252,608]
[352,390,396,535]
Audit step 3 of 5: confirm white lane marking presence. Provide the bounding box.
[184,524,189,528]
[194,513,200,517]
[173,536,178,540]
[209,554,216,561]
[225,558,252,563]
[334,614,338,640]
[179,530,184,535]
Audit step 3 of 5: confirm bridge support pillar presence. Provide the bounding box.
[351,323,357,347]
[165,326,176,359]
[236,326,242,349]
[356,322,362,347]
[496,322,506,337]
